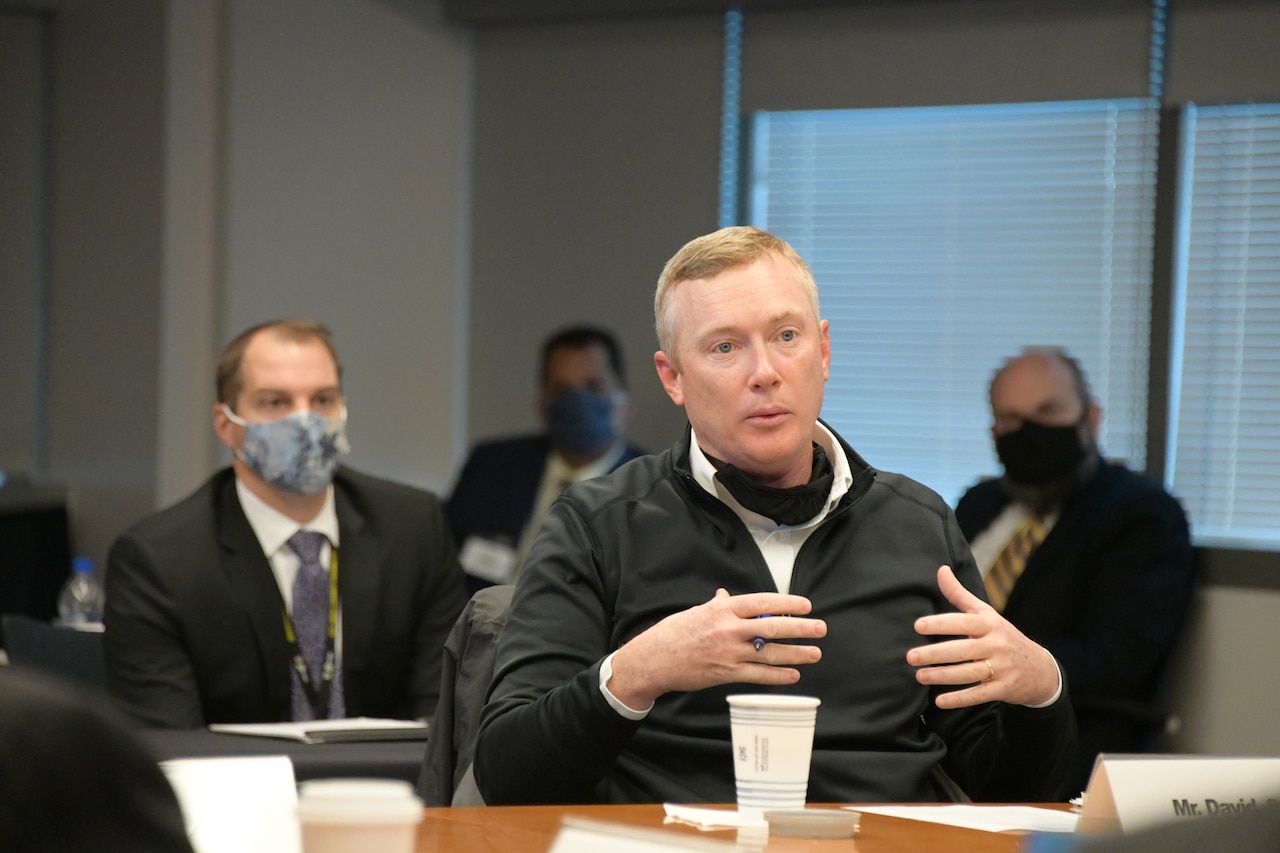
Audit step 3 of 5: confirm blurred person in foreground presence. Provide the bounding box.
[0,667,194,852]
[105,319,467,728]
[956,347,1194,795]
[473,226,1075,805]
[446,324,645,590]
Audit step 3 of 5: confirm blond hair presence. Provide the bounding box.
[654,226,819,364]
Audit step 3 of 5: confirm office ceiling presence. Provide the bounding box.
[441,0,926,26]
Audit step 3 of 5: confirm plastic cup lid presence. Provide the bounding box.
[726,694,821,708]
[764,809,860,838]
[296,779,424,825]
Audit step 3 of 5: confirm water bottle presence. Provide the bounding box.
[57,556,105,627]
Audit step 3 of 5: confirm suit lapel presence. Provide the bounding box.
[334,483,378,712]
[1006,469,1100,610]
[214,476,293,716]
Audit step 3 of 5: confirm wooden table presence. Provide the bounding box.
[415,803,1072,852]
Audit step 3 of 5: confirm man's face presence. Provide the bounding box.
[989,355,1088,439]
[654,254,830,488]
[541,342,624,407]
[539,342,628,455]
[217,332,344,446]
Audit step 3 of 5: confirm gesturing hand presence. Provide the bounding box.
[607,588,826,711]
[906,566,1060,709]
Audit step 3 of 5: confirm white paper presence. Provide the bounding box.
[458,536,518,584]
[553,816,739,852]
[161,756,300,853]
[854,804,1078,834]
[662,804,768,830]
[208,716,428,742]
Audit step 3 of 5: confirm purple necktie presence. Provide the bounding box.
[288,530,345,720]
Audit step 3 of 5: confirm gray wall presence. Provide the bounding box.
[1,0,473,570]
[215,0,472,495]
[465,13,722,452]
[0,12,46,477]
[3,0,169,567]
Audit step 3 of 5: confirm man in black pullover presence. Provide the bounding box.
[475,226,1075,805]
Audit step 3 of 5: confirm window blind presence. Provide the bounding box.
[749,100,1158,505]
[1169,103,1280,546]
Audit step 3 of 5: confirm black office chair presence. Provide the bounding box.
[1,613,107,698]
[417,584,513,807]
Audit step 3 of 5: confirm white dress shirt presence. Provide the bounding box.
[234,479,343,652]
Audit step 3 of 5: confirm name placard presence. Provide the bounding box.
[1077,754,1280,835]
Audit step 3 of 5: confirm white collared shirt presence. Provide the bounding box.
[687,423,854,594]
[234,479,340,616]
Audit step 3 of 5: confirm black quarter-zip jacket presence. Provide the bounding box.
[476,424,1075,805]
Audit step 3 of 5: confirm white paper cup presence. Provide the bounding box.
[296,779,423,853]
[726,694,820,815]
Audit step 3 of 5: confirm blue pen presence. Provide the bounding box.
[752,614,771,652]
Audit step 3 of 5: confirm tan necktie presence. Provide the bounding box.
[984,515,1047,612]
[514,476,576,579]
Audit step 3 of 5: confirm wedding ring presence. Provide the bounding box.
[984,660,995,682]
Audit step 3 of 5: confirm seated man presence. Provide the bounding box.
[446,324,645,589]
[105,319,468,728]
[956,347,1195,794]
[473,227,1075,805]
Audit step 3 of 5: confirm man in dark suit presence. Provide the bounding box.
[446,324,646,589]
[0,668,194,852]
[104,319,468,728]
[955,347,1195,795]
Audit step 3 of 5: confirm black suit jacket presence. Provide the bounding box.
[955,460,1194,791]
[104,467,468,729]
[0,669,194,852]
[445,434,646,555]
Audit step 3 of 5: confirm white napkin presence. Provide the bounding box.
[855,804,1079,833]
[662,804,768,831]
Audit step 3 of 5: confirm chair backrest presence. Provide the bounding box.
[417,584,513,806]
[1,613,106,697]
[414,584,509,804]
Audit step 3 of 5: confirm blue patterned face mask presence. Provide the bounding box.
[222,405,350,495]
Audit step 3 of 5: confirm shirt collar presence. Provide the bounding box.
[548,440,627,485]
[689,422,854,531]
[235,478,340,557]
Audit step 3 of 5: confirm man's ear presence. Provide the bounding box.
[212,403,240,451]
[820,319,831,381]
[1087,401,1103,437]
[654,351,684,406]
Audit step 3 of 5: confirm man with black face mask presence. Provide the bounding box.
[446,325,647,591]
[955,347,1195,796]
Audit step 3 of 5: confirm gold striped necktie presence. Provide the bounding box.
[984,515,1047,612]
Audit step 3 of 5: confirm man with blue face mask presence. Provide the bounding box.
[446,325,646,590]
[103,319,468,728]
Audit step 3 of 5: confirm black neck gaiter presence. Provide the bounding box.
[706,443,834,526]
